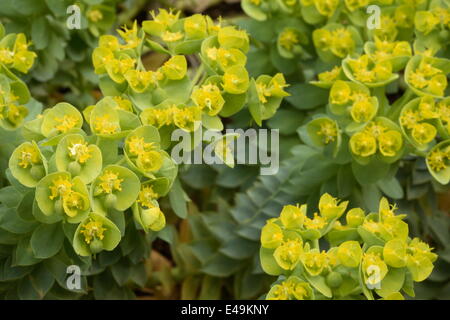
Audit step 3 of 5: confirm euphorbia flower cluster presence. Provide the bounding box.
[10,97,175,256]
[0,24,35,130]
[92,8,289,147]
[261,194,437,300]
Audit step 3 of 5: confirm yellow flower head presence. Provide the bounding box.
[408,238,437,262]
[205,47,218,63]
[136,151,163,172]
[261,221,284,249]
[13,50,37,74]
[266,283,291,300]
[0,48,14,65]
[172,106,201,130]
[150,9,180,28]
[419,60,441,77]
[362,219,383,235]
[409,59,447,96]
[279,29,300,51]
[141,108,173,128]
[113,96,133,112]
[418,96,438,119]
[80,219,106,245]
[378,130,403,157]
[350,131,377,157]
[0,33,37,73]
[125,70,155,93]
[161,55,187,80]
[184,14,208,39]
[161,31,184,42]
[330,28,355,58]
[109,57,136,77]
[313,29,332,51]
[49,176,73,200]
[55,115,80,134]
[63,191,88,217]
[117,21,140,49]
[288,279,312,300]
[269,74,290,98]
[317,119,338,144]
[362,252,388,285]
[191,83,225,115]
[304,213,327,230]
[394,5,415,28]
[337,241,362,267]
[318,66,341,83]
[222,66,250,94]
[427,74,447,97]
[411,123,436,145]
[274,239,303,270]
[18,145,41,169]
[280,204,305,229]
[415,11,440,35]
[408,70,428,89]
[319,193,348,220]
[315,0,339,17]
[365,121,387,138]
[217,48,246,70]
[374,15,398,41]
[68,140,92,164]
[392,41,412,57]
[302,250,329,275]
[345,0,369,11]
[137,185,159,208]
[4,103,28,126]
[400,109,421,130]
[427,149,448,172]
[98,35,120,51]
[98,170,123,194]
[347,55,375,83]
[438,100,450,123]
[256,82,273,104]
[351,98,376,123]
[93,114,120,135]
[127,136,157,156]
[218,26,249,52]
[330,80,351,105]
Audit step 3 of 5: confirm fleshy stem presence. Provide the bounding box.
[191,64,205,86]
[311,239,319,250]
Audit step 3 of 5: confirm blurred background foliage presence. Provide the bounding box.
[0,0,449,300]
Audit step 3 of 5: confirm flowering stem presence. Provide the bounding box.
[191,64,205,86]
[311,239,319,250]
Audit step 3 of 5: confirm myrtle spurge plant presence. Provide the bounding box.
[178,0,450,300]
[9,97,174,257]
[261,194,437,300]
[304,55,450,186]
[0,6,292,298]
[0,24,36,130]
[0,0,127,107]
[92,8,289,140]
